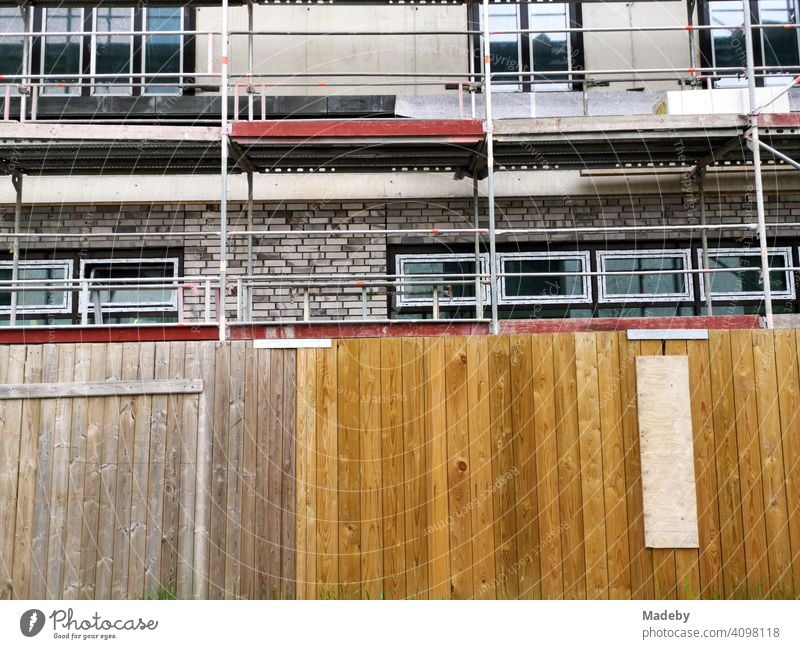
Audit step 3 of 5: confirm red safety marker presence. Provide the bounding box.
[430,228,441,235]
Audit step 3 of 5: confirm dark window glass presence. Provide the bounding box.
[93,8,133,94]
[603,255,687,297]
[0,264,70,311]
[42,8,82,95]
[145,7,182,94]
[709,1,748,86]
[761,0,800,81]
[402,259,479,302]
[487,6,521,91]
[706,252,789,295]
[0,9,24,79]
[598,306,696,318]
[504,257,584,299]
[529,3,570,89]
[85,261,176,308]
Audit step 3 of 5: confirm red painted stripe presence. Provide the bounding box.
[0,316,760,345]
[230,119,485,140]
[754,113,800,128]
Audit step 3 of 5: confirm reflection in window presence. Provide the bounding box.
[487,6,521,92]
[760,0,800,84]
[700,248,794,299]
[0,8,24,80]
[144,7,182,95]
[529,3,570,90]
[500,252,590,303]
[397,254,488,306]
[598,251,693,302]
[42,8,83,96]
[0,262,72,313]
[93,8,133,94]
[709,1,748,87]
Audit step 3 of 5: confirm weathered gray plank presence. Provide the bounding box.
[0,379,203,400]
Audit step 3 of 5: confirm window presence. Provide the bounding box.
[698,247,795,300]
[396,253,489,307]
[0,260,73,315]
[597,250,693,303]
[1,7,190,96]
[79,257,179,324]
[702,1,800,87]
[475,3,582,92]
[499,251,591,304]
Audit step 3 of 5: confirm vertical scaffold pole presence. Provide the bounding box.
[743,1,774,329]
[482,0,500,335]
[247,0,254,120]
[10,173,22,327]
[697,170,713,316]
[473,176,483,319]
[219,0,230,341]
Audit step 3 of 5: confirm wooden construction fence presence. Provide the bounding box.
[0,342,296,600]
[295,332,800,599]
[1,330,799,599]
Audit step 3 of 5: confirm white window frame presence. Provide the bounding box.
[141,7,184,97]
[90,7,134,96]
[78,257,179,318]
[698,246,795,301]
[396,253,490,308]
[498,251,591,305]
[0,259,73,314]
[597,249,694,304]
[40,8,84,96]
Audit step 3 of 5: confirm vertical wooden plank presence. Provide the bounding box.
[255,348,271,599]
[77,344,106,599]
[708,330,746,598]
[281,350,297,599]
[380,338,406,599]
[425,337,450,599]
[664,340,700,600]
[359,340,382,600]
[316,345,339,597]
[209,343,230,599]
[487,335,520,599]
[295,349,309,600]
[267,349,284,598]
[596,332,631,600]
[687,338,723,599]
[144,342,170,598]
[0,346,23,600]
[47,344,75,599]
[176,342,199,600]
[94,343,123,599]
[240,343,258,600]
[303,350,317,600]
[338,340,362,598]
[443,336,473,600]
[618,335,654,599]
[466,336,496,599]
[29,344,59,600]
[776,330,800,595]
[62,344,90,600]
[508,334,539,599]
[11,345,43,599]
[531,334,564,600]
[224,341,246,598]
[402,337,428,599]
[552,333,586,599]
[192,342,216,600]
[639,339,676,600]
[160,342,186,596]
[729,329,770,596]
[127,342,156,600]
[752,330,792,596]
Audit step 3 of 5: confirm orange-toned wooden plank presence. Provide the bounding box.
[443,337,474,600]
[380,338,406,599]
[552,333,586,599]
[266,350,284,599]
[281,350,297,599]
[316,345,339,597]
[618,334,654,599]
[466,336,496,599]
[596,332,631,600]
[402,337,428,599]
[295,349,309,600]
[301,348,318,600]
[729,329,770,597]
[687,339,723,599]
[337,340,362,599]
[424,337,450,599]
[752,331,792,597]
[531,334,564,599]
[708,330,746,598]
[508,334,540,599]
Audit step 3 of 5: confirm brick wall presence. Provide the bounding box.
[2,190,800,323]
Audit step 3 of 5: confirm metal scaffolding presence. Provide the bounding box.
[3,0,800,338]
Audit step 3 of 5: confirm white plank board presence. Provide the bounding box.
[636,355,700,549]
[627,329,709,341]
[253,339,332,349]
